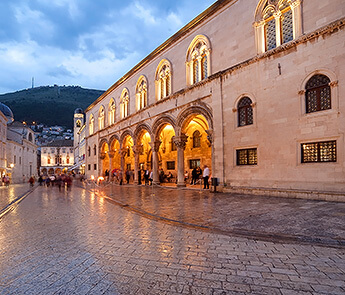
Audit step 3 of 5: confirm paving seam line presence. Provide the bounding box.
[85,187,345,249]
[0,186,37,219]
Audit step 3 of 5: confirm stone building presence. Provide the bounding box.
[81,0,345,199]
[40,140,74,175]
[0,103,38,183]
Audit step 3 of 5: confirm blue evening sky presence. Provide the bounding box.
[0,0,215,94]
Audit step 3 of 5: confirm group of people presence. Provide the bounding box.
[1,175,10,186]
[189,165,210,189]
[37,174,73,190]
[105,164,211,189]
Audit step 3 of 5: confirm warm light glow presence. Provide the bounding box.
[98,176,104,182]
[91,175,95,180]
[10,163,14,168]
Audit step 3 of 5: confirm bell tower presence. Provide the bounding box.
[73,108,84,165]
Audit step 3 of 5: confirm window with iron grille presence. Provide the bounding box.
[282,9,293,44]
[301,141,336,163]
[189,159,200,169]
[166,161,175,170]
[236,148,257,165]
[305,75,331,113]
[265,18,276,50]
[238,97,253,127]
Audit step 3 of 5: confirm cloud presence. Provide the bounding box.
[0,0,216,94]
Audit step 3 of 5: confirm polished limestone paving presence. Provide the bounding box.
[0,184,344,294]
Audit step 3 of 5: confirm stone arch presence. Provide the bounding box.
[186,34,211,62]
[120,129,134,147]
[152,115,177,141]
[98,138,109,154]
[109,134,120,148]
[177,104,213,135]
[134,123,153,143]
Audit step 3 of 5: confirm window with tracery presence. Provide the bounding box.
[301,141,336,163]
[136,78,147,111]
[305,74,331,113]
[156,61,171,100]
[108,100,116,125]
[120,90,129,119]
[238,97,253,127]
[255,0,302,54]
[186,35,211,86]
[192,130,201,148]
[89,115,94,135]
[98,107,105,130]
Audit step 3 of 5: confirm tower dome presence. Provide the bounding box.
[74,108,84,114]
[0,103,14,123]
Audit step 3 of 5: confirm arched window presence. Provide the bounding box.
[108,99,116,125]
[47,156,51,165]
[136,77,147,111]
[66,155,70,164]
[254,0,302,54]
[76,120,81,128]
[238,97,253,127]
[93,145,97,156]
[98,107,105,130]
[155,60,172,100]
[305,75,331,113]
[88,146,91,157]
[89,115,94,135]
[28,133,33,142]
[186,35,211,86]
[120,89,129,119]
[192,130,201,148]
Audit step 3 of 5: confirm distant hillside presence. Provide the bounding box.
[0,85,104,128]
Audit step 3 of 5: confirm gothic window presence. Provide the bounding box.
[89,115,94,135]
[255,0,301,54]
[28,133,33,142]
[238,97,253,127]
[305,75,331,113]
[108,99,116,125]
[186,35,211,86]
[120,89,129,119]
[171,137,177,151]
[155,60,172,100]
[192,130,201,148]
[236,148,257,165]
[301,141,336,163]
[136,77,147,111]
[98,107,105,130]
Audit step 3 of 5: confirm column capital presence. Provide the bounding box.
[150,140,162,153]
[205,129,213,146]
[173,134,188,150]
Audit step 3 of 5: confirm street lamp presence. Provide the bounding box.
[10,163,14,169]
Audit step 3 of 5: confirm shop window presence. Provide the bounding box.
[189,159,200,169]
[166,161,175,170]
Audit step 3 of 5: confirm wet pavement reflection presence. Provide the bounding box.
[92,183,345,247]
[0,184,344,294]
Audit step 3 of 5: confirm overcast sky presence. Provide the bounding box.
[0,0,216,94]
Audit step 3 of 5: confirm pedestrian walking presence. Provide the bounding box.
[203,165,210,189]
[29,176,35,187]
[191,167,197,185]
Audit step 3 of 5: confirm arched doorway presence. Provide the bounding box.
[181,114,212,185]
[122,135,134,183]
[110,138,121,172]
[100,141,110,177]
[158,124,176,183]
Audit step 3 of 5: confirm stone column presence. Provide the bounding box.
[132,146,140,184]
[291,0,302,39]
[109,151,115,181]
[173,134,188,187]
[150,140,161,185]
[120,148,127,182]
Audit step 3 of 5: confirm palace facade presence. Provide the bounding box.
[77,0,345,200]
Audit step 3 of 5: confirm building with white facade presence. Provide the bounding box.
[40,140,74,175]
[0,103,38,183]
[72,108,86,174]
[78,0,345,200]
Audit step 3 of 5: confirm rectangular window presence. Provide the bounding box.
[236,148,257,165]
[166,161,175,170]
[189,159,200,169]
[301,141,336,163]
[14,155,16,164]
[19,157,21,165]
[88,164,91,171]
[94,164,97,170]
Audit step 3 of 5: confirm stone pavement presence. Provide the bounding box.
[91,182,345,248]
[0,184,344,294]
